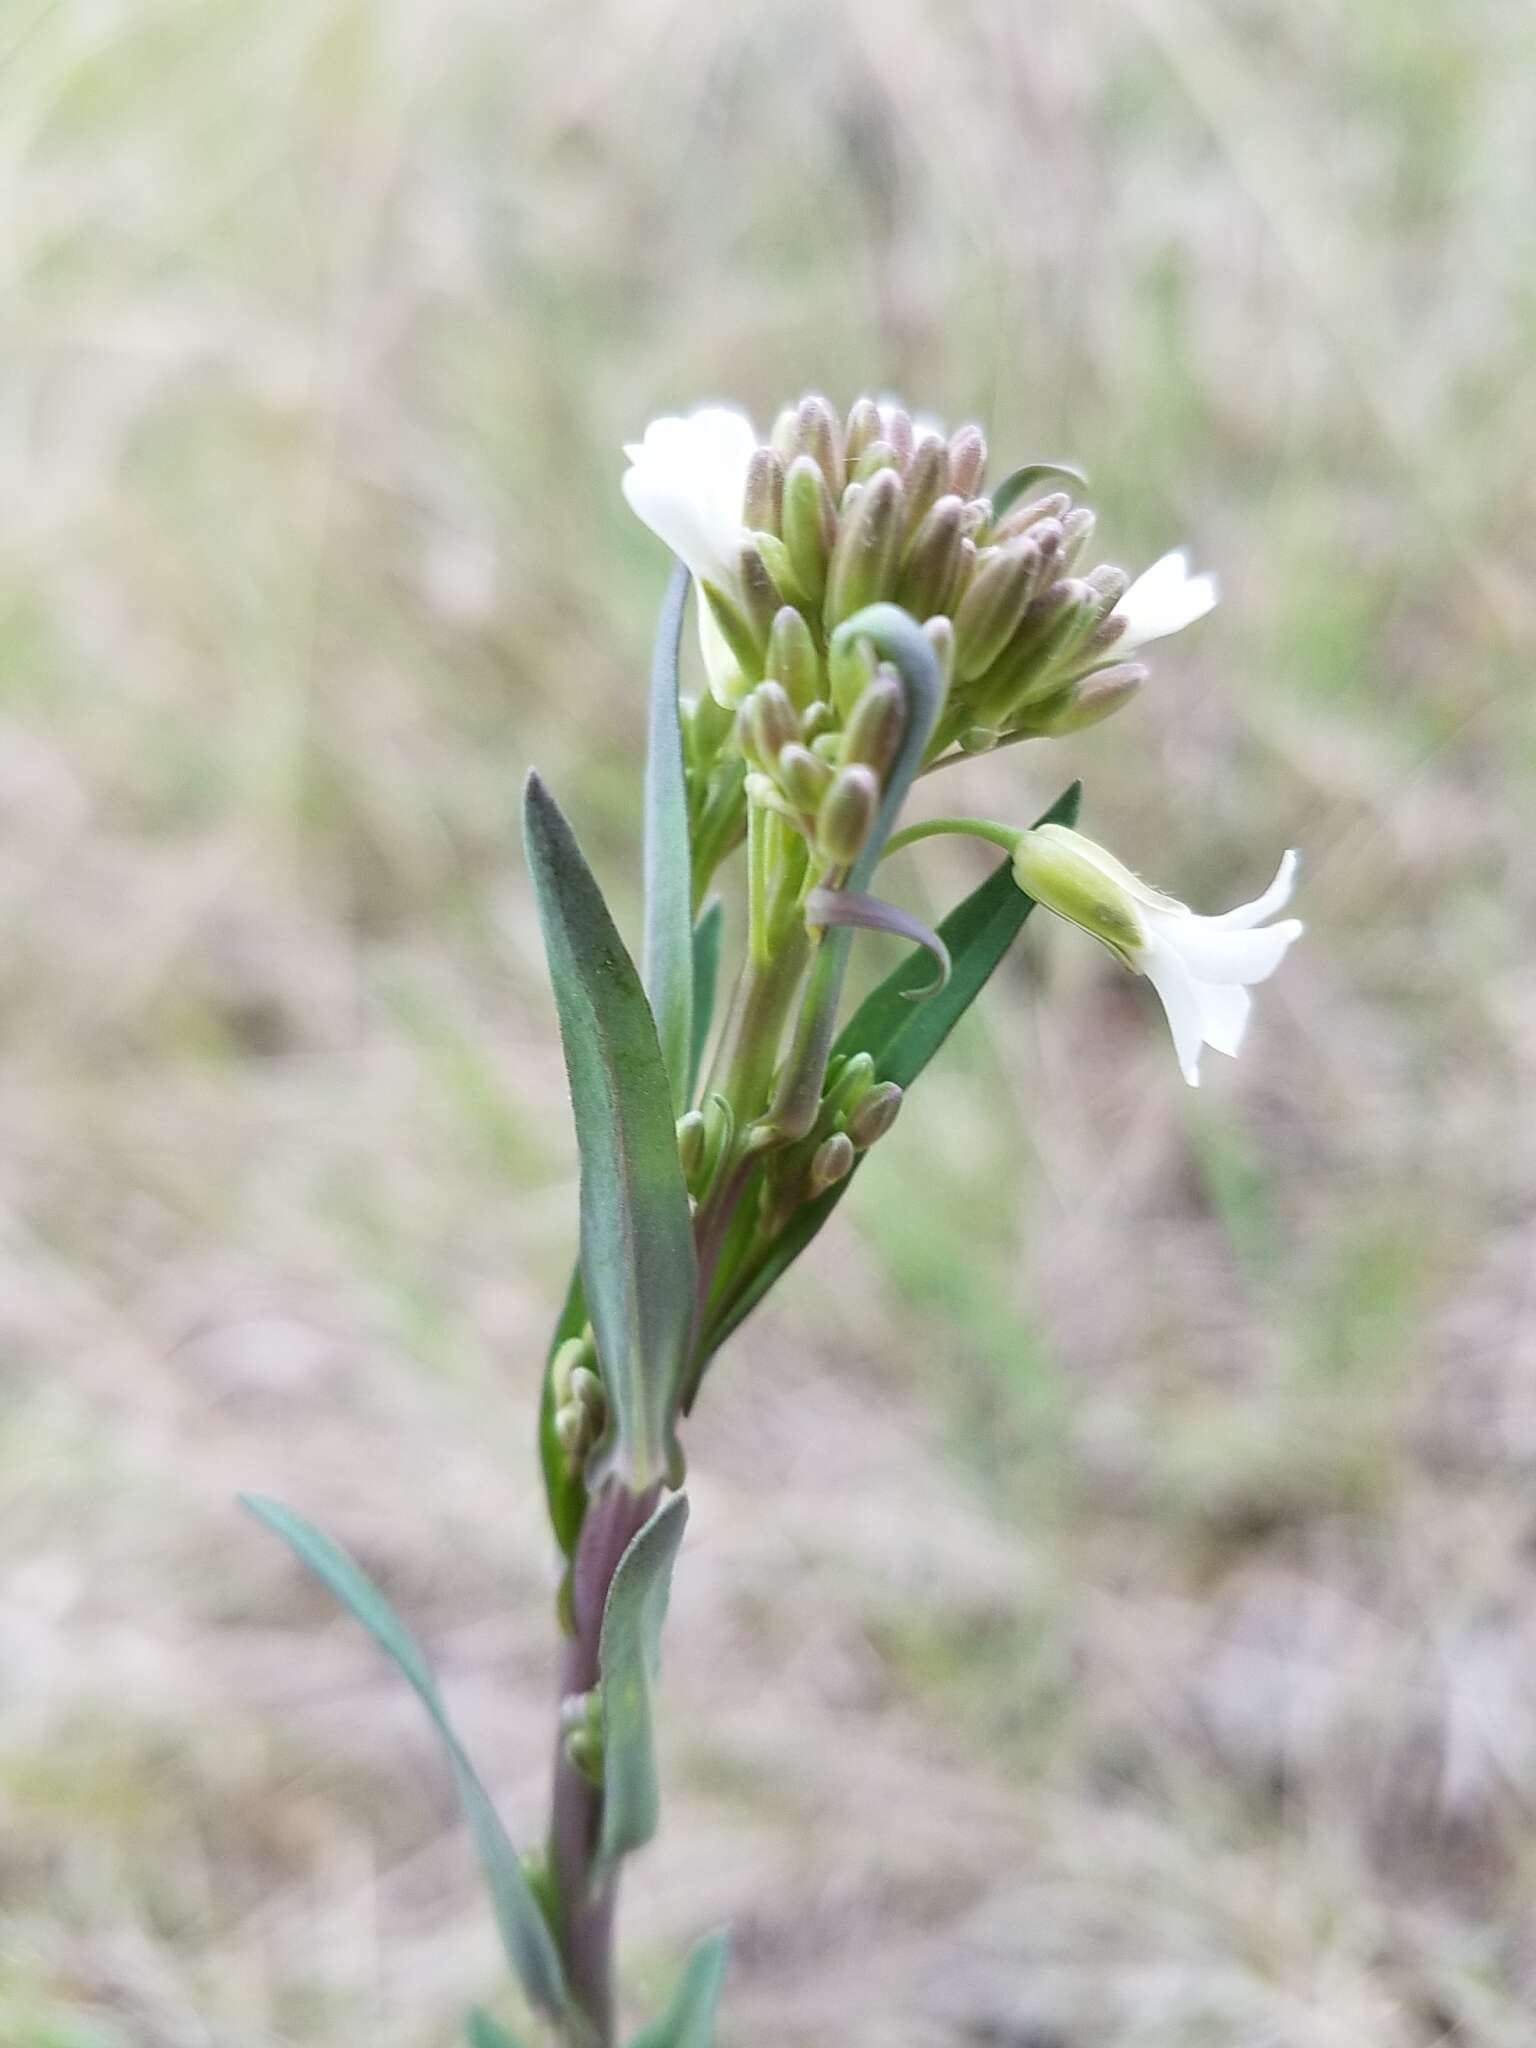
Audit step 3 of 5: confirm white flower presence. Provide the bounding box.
[1110,548,1218,654]
[623,407,758,702]
[1012,824,1303,1086]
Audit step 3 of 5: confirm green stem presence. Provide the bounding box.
[879,814,1021,861]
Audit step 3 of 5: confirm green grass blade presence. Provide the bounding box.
[240,1495,569,2021]
[626,1930,731,2048]
[595,1491,689,1880]
[643,561,694,1113]
[704,780,1081,1352]
[524,773,698,1495]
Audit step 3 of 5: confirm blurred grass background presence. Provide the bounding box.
[3,0,1535,2042]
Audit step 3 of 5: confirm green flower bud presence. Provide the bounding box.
[840,672,906,777]
[701,581,764,687]
[923,615,956,697]
[569,1365,605,1419]
[897,493,965,618]
[743,446,784,535]
[947,423,987,497]
[551,1334,591,1409]
[766,604,821,710]
[845,1079,903,1148]
[753,531,802,606]
[952,539,1044,682]
[782,454,838,607]
[822,1050,875,1123]
[825,466,905,628]
[737,538,783,644]
[902,431,950,535]
[879,402,914,464]
[808,1130,856,1196]
[991,490,1070,543]
[852,438,900,483]
[1022,661,1147,736]
[1057,505,1097,576]
[747,679,800,763]
[676,1108,707,1178]
[800,697,834,743]
[769,404,801,466]
[816,763,880,865]
[778,741,834,813]
[843,396,882,468]
[943,535,978,613]
[828,628,878,720]
[796,393,844,496]
[555,1402,590,1467]
[1011,824,1145,965]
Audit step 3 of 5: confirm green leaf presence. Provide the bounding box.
[466,2011,530,2048]
[596,1491,689,1879]
[240,1496,568,2021]
[626,1931,731,2048]
[990,460,1090,519]
[688,898,723,1099]
[706,781,1081,1351]
[524,773,698,1494]
[539,1268,589,1560]
[644,561,694,1113]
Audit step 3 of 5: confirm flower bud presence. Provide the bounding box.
[944,536,978,613]
[765,604,820,710]
[952,540,1042,682]
[800,697,834,743]
[551,1334,591,1408]
[807,1130,856,1196]
[796,393,844,496]
[746,679,800,763]
[769,404,801,466]
[897,493,965,618]
[782,454,838,606]
[1058,506,1097,576]
[1026,661,1147,735]
[828,628,878,719]
[752,531,801,606]
[737,537,783,644]
[822,1049,875,1119]
[843,396,882,467]
[947,423,987,497]
[1010,825,1145,965]
[845,1080,903,1148]
[923,615,956,696]
[991,490,1070,543]
[742,446,784,535]
[1085,563,1130,610]
[825,466,905,627]
[902,432,950,535]
[852,438,900,483]
[701,1092,735,1181]
[778,741,834,813]
[676,1109,707,1178]
[840,672,906,776]
[701,581,763,688]
[816,763,880,865]
[555,1402,590,1466]
[568,1366,605,1419]
[878,402,914,464]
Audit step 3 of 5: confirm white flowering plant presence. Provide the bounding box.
[243,396,1301,2046]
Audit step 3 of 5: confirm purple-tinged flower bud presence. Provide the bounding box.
[1026,661,1148,735]
[742,446,784,535]
[840,672,906,776]
[843,396,882,469]
[807,1130,856,1196]
[737,537,783,643]
[782,454,838,606]
[991,490,1070,543]
[778,741,834,813]
[816,763,880,865]
[902,432,950,535]
[825,466,905,627]
[1057,506,1097,576]
[746,679,800,763]
[952,540,1042,682]
[878,402,914,464]
[845,1080,903,1149]
[947,423,987,498]
[897,493,965,618]
[852,438,900,483]
[769,403,801,466]
[796,394,844,497]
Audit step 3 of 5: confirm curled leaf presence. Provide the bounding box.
[804,886,950,994]
[990,460,1089,519]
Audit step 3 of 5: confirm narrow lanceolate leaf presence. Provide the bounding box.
[626,1931,731,2048]
[595,1491,689,1880]
[240,1496,569,2022]
[706,781,1082,1352]
[689,897,723,1099]
[643,560,694,1113]
[990,460,1090,519]
[466,2011,531,2048]
[524,774,698,1495]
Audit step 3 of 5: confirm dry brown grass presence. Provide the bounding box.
[3,1,1535,2042]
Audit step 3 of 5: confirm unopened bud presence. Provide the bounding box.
[845,1080,903,1148]
[816,763,880,865]
[701,1092,735,1181]
[743,446,785,535]
[902,432,950,535]
[737,538,783,644]
[569,1366,605,1418]
[753,531,801,606]
[782,454,838,606]
[796,394,844,496]
[766,604,821,710]
[843,396,882,467]
[769,404,801,466]
[828,628,878,720]
[823,1051,875,1122]
[555,1403,590,1466]
[852,438,900,483]
[897,494,965,618]
[778,741,833,812]
[953,541,1043,682]
[991,490,1070,543]
[1058,506,1097,575]
[747,679,800,763]
[840,672,906,776]
[825,466,905,627]
[676,1109,707,1178]
[878,403,914,464]
[701,581,764,688]
[1010,823,1146,965]
[800,697,834,743]
[1028,661,1147,735]
[1085,564,1130,610]
[947,423,987,498]
[923,615,956,695]
[808,1130,856,1196]
[551,1335,591,1408]
[943,537,978,614]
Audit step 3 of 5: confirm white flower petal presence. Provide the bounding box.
[1203,849,1299,930]
[621,406,757,591]
[1111,548,1219,654]
[1195,979,1252,1059]
[1148,913,1304,986]
[1139,932,1208,1087]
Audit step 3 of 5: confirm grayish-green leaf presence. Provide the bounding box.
[596,1491,689,1879]
[240,1495,568,2020]
[524,773,698,1494]
[466,2011,530,2048]
[644,560,694,1113]
[990,460,1090,519]
[689,897,723,1099]
[626,1931,731,2048]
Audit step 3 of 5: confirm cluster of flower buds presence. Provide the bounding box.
[757,1048,904,1234]
[559,1688,604,1786]
[549,1333,606,1476]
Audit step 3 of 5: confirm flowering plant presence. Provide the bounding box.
[244,396,1301,2046]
